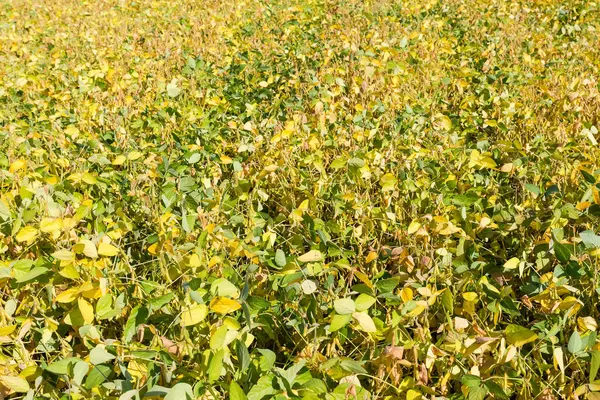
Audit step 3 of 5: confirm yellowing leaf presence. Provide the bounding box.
[74,240,98,258]
[380,173,397,192]
[15,226,38,243]
[334,298,355,315]
[82,172,97,185]
[78,298,94,324]
[352,311,377,333]
[0,375,29,393]
[505,324,538,347]
[52,250,74,261]
[98,242,119,257]
[181,304,208,327]
[56,287,79,303]
[209,297,241,315]
[298,250,323,263]
[40,218,62,233]
[504,257,520,270]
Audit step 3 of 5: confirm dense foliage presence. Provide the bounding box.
[1,0,600,398]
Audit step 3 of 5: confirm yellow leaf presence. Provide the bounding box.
[352,311,377,333]
[98,242,119,257]
[127,359,148,380]
[78,298,94,324]
[9,160,26,173]
[40,218,62,233]
[406,389,423,400]
[0,375,29,393]
[209,297,241,315]
[407,303,427,317]
[181,304,208,326]
[52,250,74,261]
[298,250,323,263]
[112,155,127,165]
[437,114,452,131]
[56,287,79,303]
[365,251,378,263]
[147,243,158,255]
[400,287,414,303]
[127,151,143,161]
[0,325,16,336]
[578,316,597,332]
[553,346,565,375]
[15,226,38,243]
[407,220,421,235]
[462,292,478,302]
[188,253,201,268]
[505,324,538,347]
[220,155,233,164]
[504,257,520,270]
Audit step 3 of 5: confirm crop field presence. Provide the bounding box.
[1,0,600,398]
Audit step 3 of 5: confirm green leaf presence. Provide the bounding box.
[230,381,247,400]
[329,313,351,332]
[90,346,115,365]
[72,361,89,386]
[333,298,355,315]
[461,374,481,387]
[568,331,582,354]
[581,230,600,249]
[275,249,287,267]
[354,294,376,311]
[452,193,479,206]
[484,381,509,400]
[553,240,572,263]
[236,340,250,372]
[210,278,240,298]
[15,267,49,283]
[164,383,193,400]
[339,359,367,374]
[247,374,277,400]
[124,306,148,343]
[468,386,487,400]
[590,350,600,382]
[347,158,365,168]
[525,183,540,196]
[83,364,112,389]
[258,349,276,371]
[208,349,224,382]
[210,325,228,350]
[45,357,81,375]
